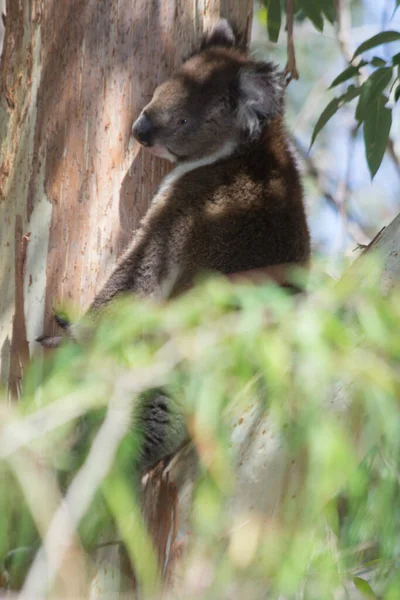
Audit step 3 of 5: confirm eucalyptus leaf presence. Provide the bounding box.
[323,499,339,537]
[352,31,400,60]
[365,67,393,100]
[267,0,281,43]
[370,56,386,67]
[355,68,393,122]
[310,83,362,147]
[329,61,367,88]
[320,0,335,24]
[363,94,392,179]
[353,577,377,599]
[341,84,362,102]
[392,51,400,65]
[300,0,324,32]
[310,97,340,147]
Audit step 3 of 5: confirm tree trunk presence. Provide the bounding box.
[0,0,253,397]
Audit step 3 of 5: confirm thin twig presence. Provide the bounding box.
[334,0,352,62]
[284,0,299,84]
[332,126,358,258]
[387,137,400,176]
[293,137,371,246]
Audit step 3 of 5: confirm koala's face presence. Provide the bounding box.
[132,20,283,164]
[132,64,239,162]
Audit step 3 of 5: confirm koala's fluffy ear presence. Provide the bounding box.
[237,62,284,138]
[201,19,237,49]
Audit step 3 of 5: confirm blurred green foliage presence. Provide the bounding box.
[0,255,400,598]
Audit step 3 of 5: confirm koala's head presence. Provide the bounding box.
[132,20,283,163]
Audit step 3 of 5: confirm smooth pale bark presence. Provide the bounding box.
[0,0,253,398]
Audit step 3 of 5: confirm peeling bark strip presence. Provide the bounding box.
[141,464,179,577]
[8,216,30,399]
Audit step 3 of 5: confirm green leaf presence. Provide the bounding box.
[370,56,386,67]
[310,84,361,147]
[267,0,282,43]
[395,85,400,102]
[329,61,367,88]
[352,31,400,60]
[365,67,393,99]
[355,68,393,122]
[320,0,335,24]
[353,577,377,599]
[356,87,368,122]
[363,94,392,179]
[310,97,340,147]
[300,0,324,32]
[323,499,339,536]
[392,51,400,65]
[341,84,362,102]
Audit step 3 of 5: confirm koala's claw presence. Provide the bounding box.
[35,334,65,348]
[35,311,72,348]
[54,313,71,330]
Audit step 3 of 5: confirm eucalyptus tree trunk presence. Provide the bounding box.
[0,2,253,596]
[0,0,253,397]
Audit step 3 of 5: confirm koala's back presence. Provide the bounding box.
[139,117,310,296]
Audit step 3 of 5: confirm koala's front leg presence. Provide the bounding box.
[37,208,190,347]
[88,207,191,314]
[88,234,159,314]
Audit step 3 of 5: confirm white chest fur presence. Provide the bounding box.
[151,141,236,205]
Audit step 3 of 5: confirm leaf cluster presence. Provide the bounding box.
[1,258,400,597]
[261,1,400,179]
[312,31,400,178]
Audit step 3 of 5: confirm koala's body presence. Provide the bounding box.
[39,20,310,474]
[91,22,309,311]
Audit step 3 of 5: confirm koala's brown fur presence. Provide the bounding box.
[38,20,311,473]
[88,21,310,313]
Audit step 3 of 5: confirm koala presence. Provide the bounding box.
[38,19,310,474]
[89,22,309,311]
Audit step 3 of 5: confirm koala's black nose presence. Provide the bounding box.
[132,112,153,146]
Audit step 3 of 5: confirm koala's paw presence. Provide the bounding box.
[53,312,71,330]
[35,310,72,348]
[35,334,65,348]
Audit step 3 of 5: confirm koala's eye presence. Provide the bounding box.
[177,118,188,126]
